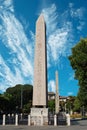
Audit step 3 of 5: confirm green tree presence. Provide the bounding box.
[0,95,10,113]
[48,100,55,113]
[66,96,75,113]
[23,100,32,113]
[69,38,87,108]
[4,84,33,113]
[73,97,81,112]
[60,101,65,112]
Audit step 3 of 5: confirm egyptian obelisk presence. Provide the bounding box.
[30,14,48,125]
[33,14,47,107]
[55,71,59,114]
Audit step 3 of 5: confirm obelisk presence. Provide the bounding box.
[55,71,59,114]
[33,14,47,107]
[31,14,48,125]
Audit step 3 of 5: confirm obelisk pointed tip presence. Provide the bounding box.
[36,14,45,24]
[39,13,44,18]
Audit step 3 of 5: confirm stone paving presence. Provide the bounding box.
[0,120,87,130]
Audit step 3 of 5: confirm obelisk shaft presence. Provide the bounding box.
[33,15,47,107]
[55,71,59,113]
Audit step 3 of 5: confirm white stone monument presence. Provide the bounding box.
[30,14,48,126]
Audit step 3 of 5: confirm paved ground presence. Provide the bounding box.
[0,120,87,130]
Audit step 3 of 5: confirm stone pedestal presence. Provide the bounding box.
[30,108,48,126]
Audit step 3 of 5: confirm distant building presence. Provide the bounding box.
[48,92,68,102]
[59,96,69,102]
[48,92,55,100]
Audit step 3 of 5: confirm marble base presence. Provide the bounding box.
[30,108,48,125]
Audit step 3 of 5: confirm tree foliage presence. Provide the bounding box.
[69,38,87,108]
[73,97,81,112]
[0,95,10,113]
[66,96,75,112]
[48,100,55,112]
[0,84,33,113]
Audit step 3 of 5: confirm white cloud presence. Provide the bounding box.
[67,92,73,96]
[68,72,75,81]
[77,21,85,31]
[0,0,14,12]
[69,3,74,8]
[0,0,34,91]
[48,30,68,61]
[48,80,55,93]
[0,55,25,91]
[69,3,85,31]
[42,4,73,64]
[70,8,84,19]
[42,4,58,34]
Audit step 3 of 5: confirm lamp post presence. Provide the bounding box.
[82,106,85,117]
[21,85,23,110]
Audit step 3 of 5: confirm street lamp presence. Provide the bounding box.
[21,85,23,110]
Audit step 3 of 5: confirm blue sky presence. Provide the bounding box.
[0,0,87,96]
